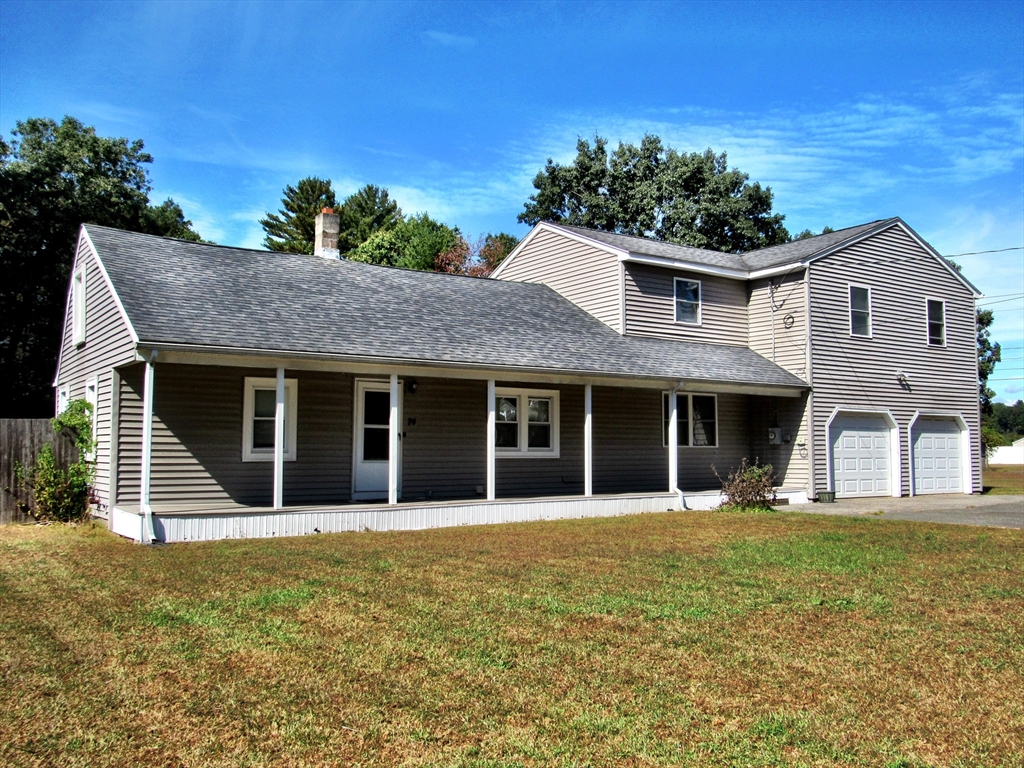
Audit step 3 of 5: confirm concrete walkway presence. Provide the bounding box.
[789,494,1024,529]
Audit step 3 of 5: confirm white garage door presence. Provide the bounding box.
[913,418,962,494]
[831,415,891,498]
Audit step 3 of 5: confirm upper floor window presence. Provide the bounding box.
[927,299,946,346]
[242,377,298,462]
[495,388,559,457]
[72,267,86,345]
[662,393,718,447]
[849,285,871,337]
[674,278,702,325]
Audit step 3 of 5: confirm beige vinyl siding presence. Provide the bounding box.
[808,225,980,495]
[746,393,811,490]
[495,229,622,330]
[623,263,748,345]
[55,234,136,511]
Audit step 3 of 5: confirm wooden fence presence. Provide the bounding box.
[1,419,80,524]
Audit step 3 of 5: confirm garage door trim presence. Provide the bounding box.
[825,407,902,498]
[907,411,972,496]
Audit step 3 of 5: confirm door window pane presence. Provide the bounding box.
[364,390,391,426]
[363,427,389,461]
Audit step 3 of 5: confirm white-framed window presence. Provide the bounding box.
[849,284,872,337]
[662,393,718,447]
[242,377,298,462]
[674,277,702,325]
[84,377,98,461]
[495,388,560,457]
[56,385,70,415]
[72,267,86,345]
[926,298,946,346]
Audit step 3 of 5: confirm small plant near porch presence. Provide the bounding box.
[715,458,777,511]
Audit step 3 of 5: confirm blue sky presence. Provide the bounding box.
[2,0,1022,400]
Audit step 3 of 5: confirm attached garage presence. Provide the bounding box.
[911,416,964,494]
[829,413,895,498]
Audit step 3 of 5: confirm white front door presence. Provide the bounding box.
[831,415,891,498]
[913,418,962,494]
[353,379,401,500]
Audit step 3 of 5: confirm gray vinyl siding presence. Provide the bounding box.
[54,234,137,511]
[808,225,980,495]
[623,263,748,345]
[496,229,622,330]
[746,393,811,490]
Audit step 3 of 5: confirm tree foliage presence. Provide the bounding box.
[348,213,460,271]
[519,134,790,253]
[977,308,1002,417]
[987,400,1024,440]
[435,232,520,277]
[0,116,204,417]
[793,225,835,240]
[337,185,403,255]
[260,176,337,254]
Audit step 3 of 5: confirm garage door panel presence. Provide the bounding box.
[831,415,892,499]
[912,418,963,495]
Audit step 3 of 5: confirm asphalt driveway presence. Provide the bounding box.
[790,493,1024,529]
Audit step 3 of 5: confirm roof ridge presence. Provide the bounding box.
[548,221,731,257]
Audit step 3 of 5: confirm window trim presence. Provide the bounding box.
[848,283,873,338]
[56,385,70,416]
[925,297,946,347]
[662,392,718,448]
[84,376,98,462]
[242,377,298,462]
[494,387,560,458]
[673,276,702,326]
[72,267,86,346]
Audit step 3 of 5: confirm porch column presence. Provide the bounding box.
[140,350,156,543]
[584,384,593,496]
[667,388,679,492]
[388,373,399,505]
[486,379,496,500]
[273,367,285,510]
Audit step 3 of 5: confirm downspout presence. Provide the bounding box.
[140,349,157,544]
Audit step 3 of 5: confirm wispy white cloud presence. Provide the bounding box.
[424,30,476,50]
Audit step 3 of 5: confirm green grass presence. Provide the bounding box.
[1,511,1022,766]
[984,464,1024,494]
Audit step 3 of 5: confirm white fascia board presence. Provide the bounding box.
[489,222,628,280]
[82,226,141,343]
[747,262,809,280]
[620,252,749,280]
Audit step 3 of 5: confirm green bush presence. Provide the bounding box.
[716,458,777,511]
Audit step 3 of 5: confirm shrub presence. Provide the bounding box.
[715,458,777,511]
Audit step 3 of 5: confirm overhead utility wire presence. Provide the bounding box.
[942,246,1024,257]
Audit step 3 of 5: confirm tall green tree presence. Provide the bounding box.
[977,308,1002,417]
[337,184,403,255]
[0,116,204,417]
[260,176,336,253]
[519,135,790,253]
[349,213,459,271]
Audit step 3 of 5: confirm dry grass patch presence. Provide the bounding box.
[984,464,1024,495]
[1,512,1022,767]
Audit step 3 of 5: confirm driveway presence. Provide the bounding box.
[789,494,1024,529]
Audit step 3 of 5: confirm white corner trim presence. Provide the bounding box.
[82,227,141,344]
[618,262,626,334]
[824,406,902,497]
[906,411,973,496]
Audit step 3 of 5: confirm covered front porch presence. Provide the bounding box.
[111,347,809,543]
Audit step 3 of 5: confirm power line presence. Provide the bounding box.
[944,246,1024,257]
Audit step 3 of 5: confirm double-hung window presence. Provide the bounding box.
[242,377,298,461]
[495,388,559,457]
[674,278,702,325]
[84,377,98,461]
[662,393,718,447]
[72,267,86,345]
[849,285,872,337]
[926,299,946,346]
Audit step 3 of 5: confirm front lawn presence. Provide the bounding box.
[1,513,1021,767]
[984,463,1024,495]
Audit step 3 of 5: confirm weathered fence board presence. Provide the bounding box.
[1,419,80,524]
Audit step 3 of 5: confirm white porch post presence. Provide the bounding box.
[273,367,285,510]
[140,351,157,543]
[667,388,679,492]
[486,379,496,500]
[584,384,593,496]
[388,373,399,505]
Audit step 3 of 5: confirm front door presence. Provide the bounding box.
[353,379,401,500]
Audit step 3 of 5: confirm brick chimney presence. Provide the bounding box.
[314,207,340,259]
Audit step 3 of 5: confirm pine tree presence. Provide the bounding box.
[260,177,337,253]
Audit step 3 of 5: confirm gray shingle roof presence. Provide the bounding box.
[547,218,897,272]
[86,225,806,389]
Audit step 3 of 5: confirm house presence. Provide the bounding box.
[53,211,981,543]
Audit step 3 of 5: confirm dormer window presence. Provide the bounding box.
[72,267,86,345]
[674,278,701,325]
